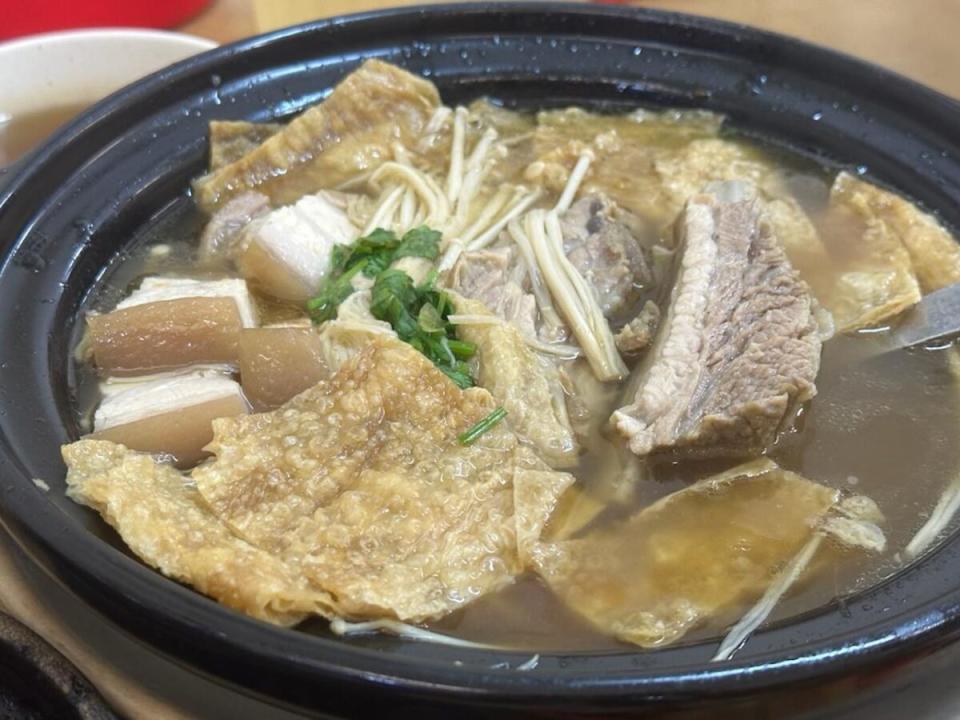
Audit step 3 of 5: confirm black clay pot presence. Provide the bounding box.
[3,4,960,718]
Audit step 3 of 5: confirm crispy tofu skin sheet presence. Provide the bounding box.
[194,60,441,211]
[531,108,723,223]
[63,440,331,626]
[452,295,579,468]
[63,340,573,625]
[208,120,283,171]
[194,339,572,621]
[531,460,839,648]
[831,172,960,293]
[818,174,922,331]
[66,336,571,626]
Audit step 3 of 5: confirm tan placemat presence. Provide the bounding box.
[0,536,183,718]
[0,531,303,719]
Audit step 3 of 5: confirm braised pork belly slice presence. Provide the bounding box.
[91,370,250,467]
[87,277,257,374]
[238,325,330,411]
[613,181,824,458]
[117,276,258,325]
[235,191,359,303]
[88,297,242,375]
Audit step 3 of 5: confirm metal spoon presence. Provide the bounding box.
[869,282,960,354]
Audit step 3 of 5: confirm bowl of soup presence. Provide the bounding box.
[0,28,215,165]
[3,3,960,716]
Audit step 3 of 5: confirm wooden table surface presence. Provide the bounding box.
[182,0,960,99]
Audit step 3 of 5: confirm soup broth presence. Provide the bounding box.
[0,103,88,165]
[63,60,960,654]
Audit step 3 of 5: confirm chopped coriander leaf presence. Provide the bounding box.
[458,407,508,445]
[328,244,351,275]
[447,339,477,359]
[370,269,419,338]
[395,226,442,261]
[371,267,417,307]
[369,268,476,389]
[360,227,398,248]
[347,228,399,277]
[417,303,445,334]
[437,336,456,366]
[419,268,439,291]
[441,365,474,390]
[434,287,450,316]
[308,226,443,322]
[307,224,471,386]
[306,261,367,323]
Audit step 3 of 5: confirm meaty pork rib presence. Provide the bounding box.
[613,181,824,458]
[559,194,653,319]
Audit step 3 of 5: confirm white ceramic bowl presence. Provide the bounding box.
[0,28,216,163]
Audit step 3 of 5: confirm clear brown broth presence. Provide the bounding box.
[1,103,89,165]
[74,117,960,652]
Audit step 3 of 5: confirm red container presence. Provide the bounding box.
[2,0,211,40]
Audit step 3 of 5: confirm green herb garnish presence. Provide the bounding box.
[446,338,477,359]
[394,226,443,262]
[306,223,475,387]
[370,268,476,389]
[307,226,441,323]
[458,407,508,445]
[305,261,368,323]
[338,225,440,279]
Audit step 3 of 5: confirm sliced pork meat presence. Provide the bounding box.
[91,368,250,467]
[234,191,359,303]
[613,181,823,458]
[199,191,270,260]
[559,195,652,319]
[117,276,258,326]
[450,246,538,338]
[614,300,660,356]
